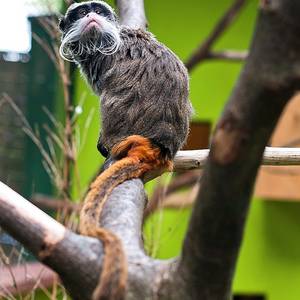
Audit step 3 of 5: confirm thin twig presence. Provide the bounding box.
[185,0,247,71]
[34,15,76,200]
[174,147,300,170]
[43,124,65,151]
[32,32,59,69]
[1,93,64,193]
[30,145,300,214]
[207,50,248,62]
[56,45,74,200]
[42,107,64,136]
[31,194,80,213]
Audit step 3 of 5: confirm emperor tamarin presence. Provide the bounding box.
[59,1,192,299]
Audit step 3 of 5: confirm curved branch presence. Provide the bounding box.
[0,180,171,299]
[163,1,300,299]
[185,0,247,71]
[0,181,103,300]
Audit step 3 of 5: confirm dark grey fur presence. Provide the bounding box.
[60,2,192,159]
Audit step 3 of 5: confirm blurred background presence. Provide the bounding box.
[1,0,300,299]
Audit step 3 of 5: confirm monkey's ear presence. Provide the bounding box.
[58,17,66,32]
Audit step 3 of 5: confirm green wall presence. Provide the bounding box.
[74,1,300,299]
[234,201,300,299]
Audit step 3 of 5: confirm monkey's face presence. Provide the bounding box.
[59,1,121,61]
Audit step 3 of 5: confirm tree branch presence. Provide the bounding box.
[0,181,104,299]
[0,179,172,299]
[207,50,248,62]
[115,0,147,29]
[162,1,300,299]
[174,147,300,170]
[31,146,300,214]
[185,0,247,71]
[31,193,80,212]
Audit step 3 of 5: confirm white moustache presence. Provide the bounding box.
[59,14,121,62]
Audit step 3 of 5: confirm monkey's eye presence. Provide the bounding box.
[78,8,87,17]
[95,8,101,15]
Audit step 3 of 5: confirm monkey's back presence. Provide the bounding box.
[84,27,192,158]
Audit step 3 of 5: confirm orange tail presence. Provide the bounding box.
[80,135,172,300]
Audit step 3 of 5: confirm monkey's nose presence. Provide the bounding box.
[86,14,90,17]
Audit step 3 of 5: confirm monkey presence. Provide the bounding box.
[59,1,192,299]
